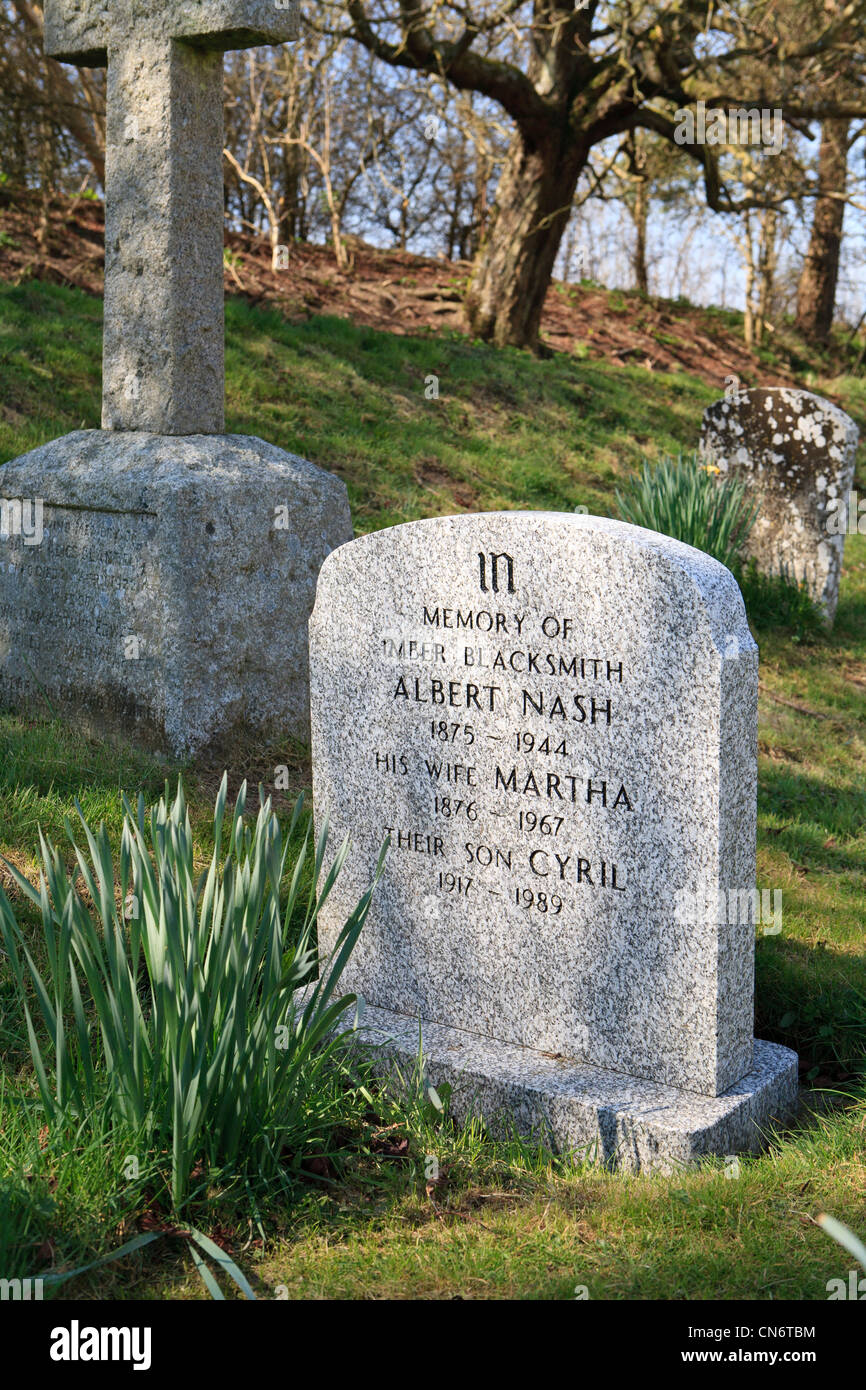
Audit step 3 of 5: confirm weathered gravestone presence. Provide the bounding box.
[700,386,858,625]
[309,514,798,1173]
[0,1,351,757]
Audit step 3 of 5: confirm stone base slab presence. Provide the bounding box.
[334,1001,798,1174]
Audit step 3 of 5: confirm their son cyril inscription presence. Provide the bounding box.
[312,513,769,1101]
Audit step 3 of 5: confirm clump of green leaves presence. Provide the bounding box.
[615,450,758,572]
[0,776,384,1207]
[614,451,827,636]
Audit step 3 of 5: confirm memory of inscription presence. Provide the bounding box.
[310,514,758,1097]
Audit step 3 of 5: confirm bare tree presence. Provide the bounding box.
[323,0,866,350]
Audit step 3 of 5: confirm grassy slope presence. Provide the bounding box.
[0,280,865,1299]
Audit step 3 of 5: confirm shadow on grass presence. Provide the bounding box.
[0,712,171,866]
[0,1175,60,1284]
[756,933,866,1080]
[758,763,866,859]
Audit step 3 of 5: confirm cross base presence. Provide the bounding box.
[0,430,352,756]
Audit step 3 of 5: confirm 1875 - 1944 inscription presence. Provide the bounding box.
[309,513,759,1098]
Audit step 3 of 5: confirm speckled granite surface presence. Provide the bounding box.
[700,387,858,623]
[311,997,798,1175]
[310,513,760,1099]
[44,1,301,433]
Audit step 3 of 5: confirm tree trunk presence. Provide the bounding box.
[447,185,462,261]
[795,117,849,343]
[464,126,587,350]
[743,212,756,350]
[627,130,649,294]
[327,189,348,269]
[633,177,648,295]
[756,207,779,346]
[281,145,300,243]
[470,147,491,260]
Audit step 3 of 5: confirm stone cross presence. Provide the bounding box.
[44,2,300,434]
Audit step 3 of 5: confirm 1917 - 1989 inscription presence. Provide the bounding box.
[310,513,758,1097]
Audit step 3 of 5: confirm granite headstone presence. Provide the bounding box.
[0,432,348,757]
[308,513,798,1172]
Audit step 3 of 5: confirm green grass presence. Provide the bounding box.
[1,279,865,1299]
[1,281,716,530]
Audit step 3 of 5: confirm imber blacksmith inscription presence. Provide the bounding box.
[310,513,759,1098]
